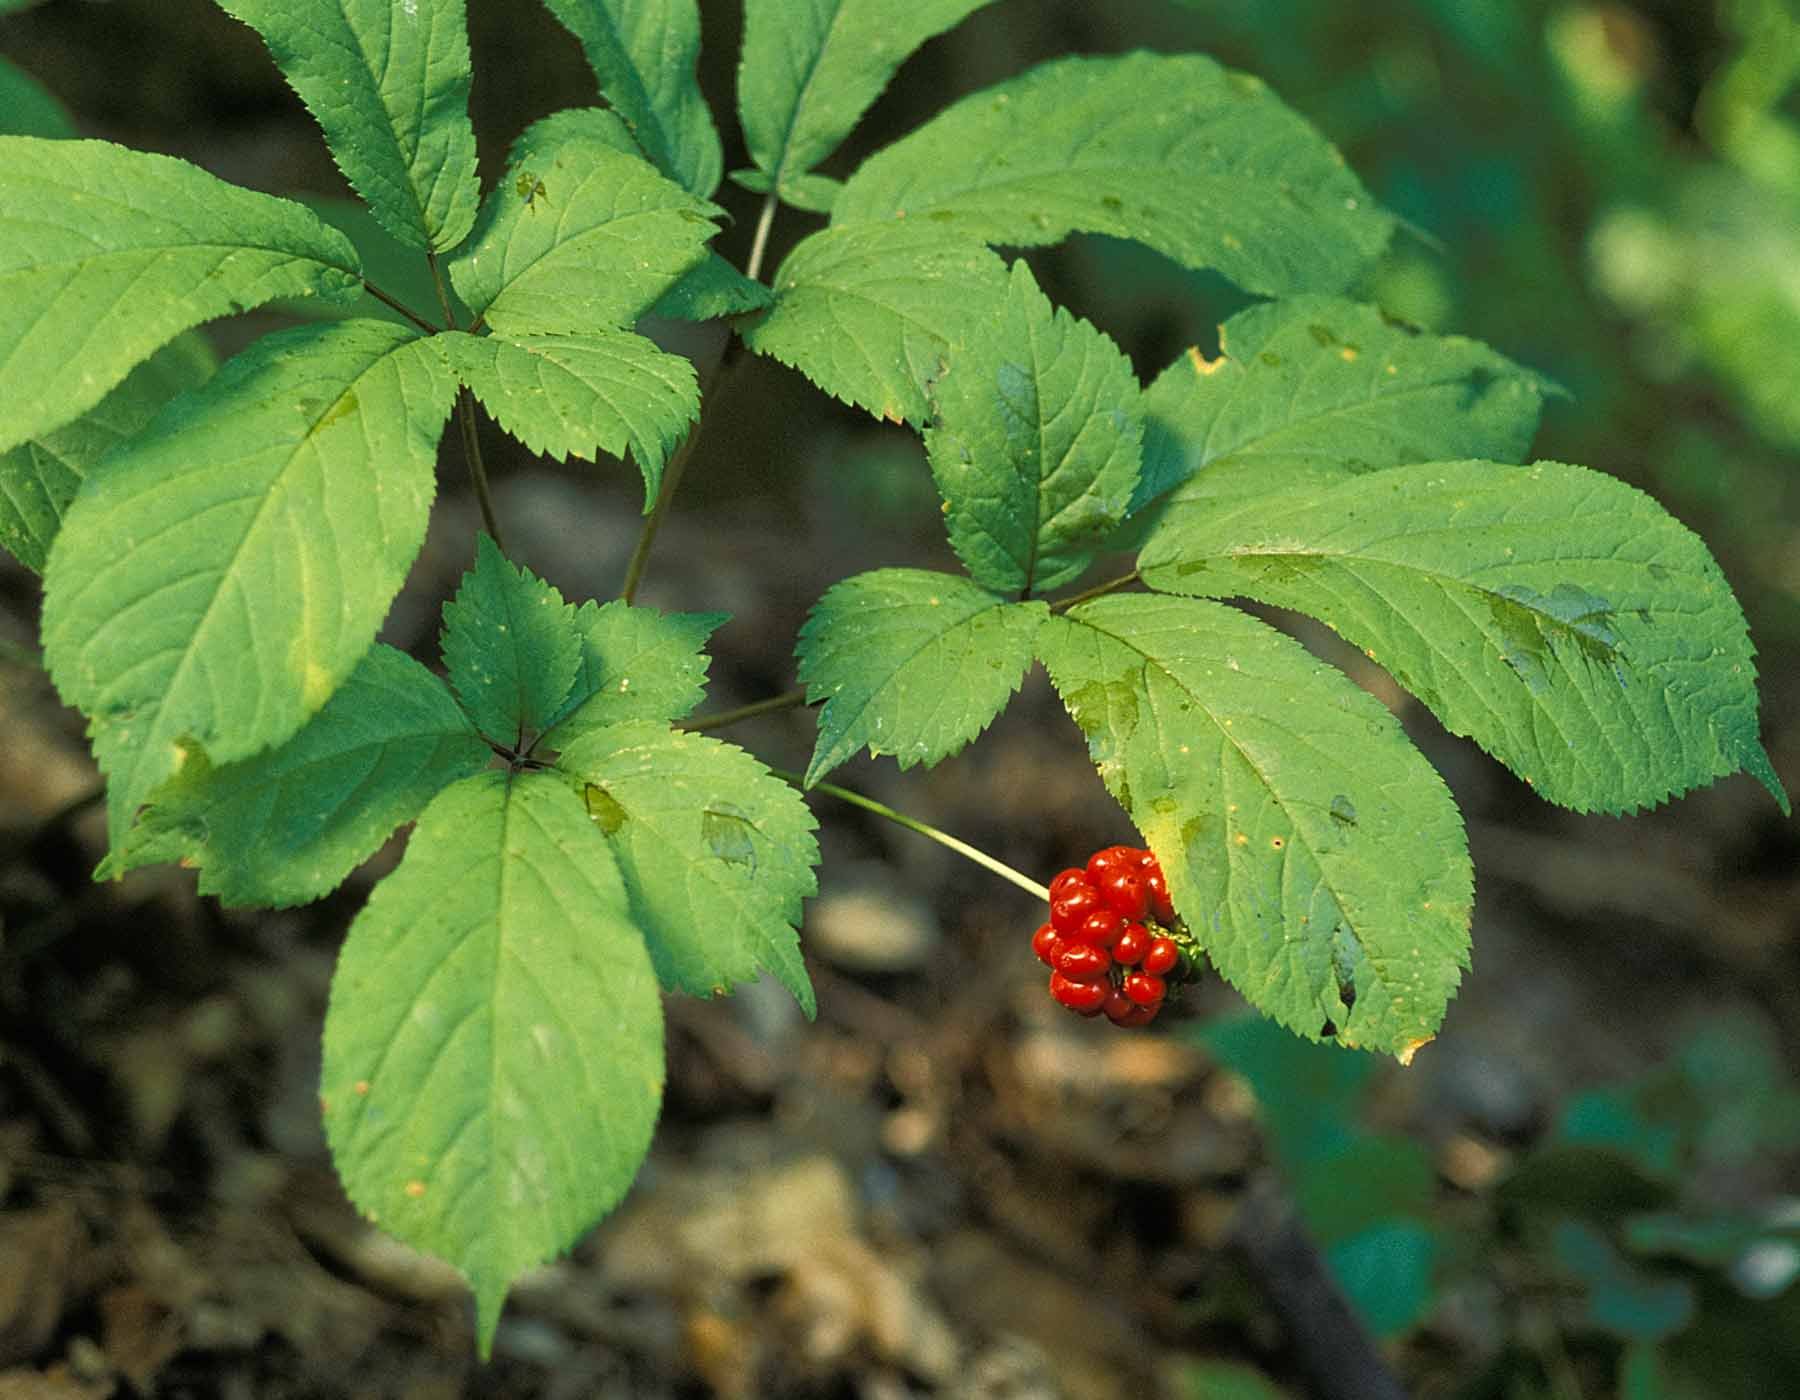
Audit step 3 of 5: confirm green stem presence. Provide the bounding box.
[1051,568,1140,614]
[745,190,780,283]
[620,195,778,605]
[362,280,439,335]
[772,768,1050,902]
[456,389,504,550]
[425,251,459,330]
[618,328,732,604]
[682,687,809,732]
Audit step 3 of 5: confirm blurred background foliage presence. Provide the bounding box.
[3,1,1798,1396]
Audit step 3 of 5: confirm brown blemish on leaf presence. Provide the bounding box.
[1395,1037,1432,1067]
[404,1180,426,1199]
[354,1080,370,1096]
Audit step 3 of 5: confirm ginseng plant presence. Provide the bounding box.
[0,0,1783,1352]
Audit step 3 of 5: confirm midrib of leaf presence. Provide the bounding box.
[764,2,849,192]
[489,205,702,299]
[1069,605,1383,968]
[323,18,432,232]
[873,88,1308,217]
[93,365,400,795]
[576,15,669,174]
[1195,540,1639,787]
[1193,376,1509,467]
[0,241,360,382]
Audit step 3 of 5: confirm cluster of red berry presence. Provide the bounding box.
[1032,844,1185,1027]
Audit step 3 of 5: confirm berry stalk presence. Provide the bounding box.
[771,769,1050,901]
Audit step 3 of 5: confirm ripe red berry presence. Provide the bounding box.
[1113,923,1150,966]
[1141,937,1179,976]
[1122,972,1166,1007]
[1144,867,1175,925]
[1099,869,1150,921]
[1085,844,1140,883]
[1118,1002,1159,1028]
[1056,943,1111,982]
[1049,971,1108,1014]
[1077,908,1125,948]
[1031,922,1062,967]
[1049,885,1103,935]
[1048,867,1089,902]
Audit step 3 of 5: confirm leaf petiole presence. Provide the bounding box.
[361,279,438,335]
[682,686,809,732]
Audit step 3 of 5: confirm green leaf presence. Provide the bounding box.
[218,0,480,252]
[737,0,995,206]
[538,0,721,196]
[742,221,1008,424]
[924,260,1142,594]
[321,770,662,1354]
[773,171,842,214]
[448,112,721,335]
[0,333,215,572]
[41,319,456,853]
[1129,296,1554,517]
[1139,459,1788,815]
[796,568,1047,787]
[440,329,698,500]
[0,54,77,139]
[1036,593,1472,1057]
[0,137,363,454]
[542,599,725,745]
[558,722,818,1014]
[116,644,490,906]
[646,253,773,322]
[440,534,582,745]
[834,53,1393,297]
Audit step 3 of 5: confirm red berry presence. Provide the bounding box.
[1049,885,1103,935]
[1099,869,1151,921]
[1048,868,1089,902]
[1102,990,1137,1025]
[1049,972,1108,1014]
[1077,908,1125,948]
[1056,943,1111,983]
[1031,922,1063,967]
[1142,937,1180,976]
[1144,868,1176,925]
[1113,924,1150,966]
[1084,844,1139,883]
[1118,1002,1159,1028]
[1122,972,1166,1007]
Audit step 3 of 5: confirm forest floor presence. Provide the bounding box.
[3,460,1797,1400]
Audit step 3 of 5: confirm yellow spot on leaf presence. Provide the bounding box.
[1187,345,1226,376]
[354,1080,370,1096]
[1340,346,1359,362]
[404,1180,427,1199]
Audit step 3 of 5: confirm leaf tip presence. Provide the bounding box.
[1394,1036,1432,1068]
